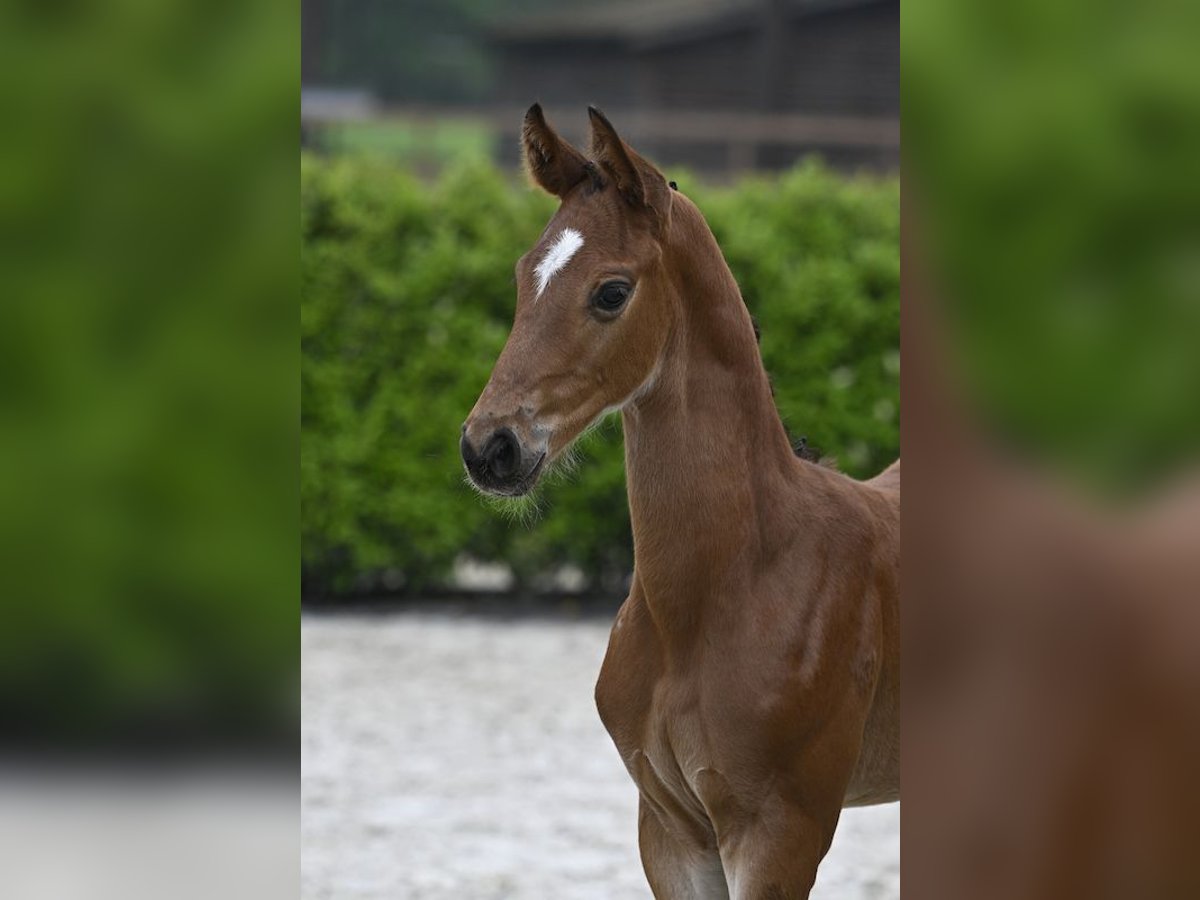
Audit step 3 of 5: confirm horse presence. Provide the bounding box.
[461,104,900,899]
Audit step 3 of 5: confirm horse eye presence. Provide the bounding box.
[591,281,631,315]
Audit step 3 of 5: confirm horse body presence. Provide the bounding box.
[463,105,898,898]
[595,193,899,897]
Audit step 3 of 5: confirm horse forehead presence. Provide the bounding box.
[537,226,585,263]
[530,225,590,300]
[518,200,625,291]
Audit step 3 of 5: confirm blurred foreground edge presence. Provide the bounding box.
[901,201,1200,898]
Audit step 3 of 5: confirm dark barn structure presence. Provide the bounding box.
[489,0,899,173]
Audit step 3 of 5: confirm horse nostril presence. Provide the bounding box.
[484,428,520,480]
[460,433,480,468]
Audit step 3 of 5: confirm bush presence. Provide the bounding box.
[302,156,899,595]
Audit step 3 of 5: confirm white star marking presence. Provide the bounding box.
[534,228,584,300]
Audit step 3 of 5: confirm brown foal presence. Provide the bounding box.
[462,105,899,899]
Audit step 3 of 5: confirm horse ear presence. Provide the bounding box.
[522,103,588,198]
[587,106,671,224]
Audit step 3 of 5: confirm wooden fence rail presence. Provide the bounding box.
[301,102,900,173]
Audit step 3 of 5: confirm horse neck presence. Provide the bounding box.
[621,197,801,629]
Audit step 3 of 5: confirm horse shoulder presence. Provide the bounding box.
[595,586,662,757]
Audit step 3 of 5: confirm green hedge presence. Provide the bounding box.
[302,156,899,594]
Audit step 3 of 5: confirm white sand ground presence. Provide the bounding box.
[302,613,899,899]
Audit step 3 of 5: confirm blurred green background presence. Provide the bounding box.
[301,156,900,596]
[0,0,296,749]
[903,0,1200,494]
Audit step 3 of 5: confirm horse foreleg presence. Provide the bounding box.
[719,800,835,900]
[638,796,730,899]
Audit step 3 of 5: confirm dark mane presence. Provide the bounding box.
[791,435,824,463]
[581,160,606,193]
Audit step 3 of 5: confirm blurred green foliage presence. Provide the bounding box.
[0,0,295,747]
[311,119,493,168]
[302,156,899,594]
[904,0,1200,492]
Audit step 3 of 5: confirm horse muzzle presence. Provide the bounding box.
[460,423,547,496]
